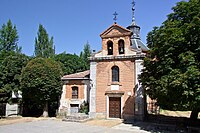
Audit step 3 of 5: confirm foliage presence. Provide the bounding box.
[80,42,91,69]
[20,58,63,116]
[34,24,55,58]
[140,0,200,113]
[0,52,29,103]
[81,42,91,62]
[0,51,15,64]
[55,52,88,75]
[0,19,21,52]
[79,101,89,114]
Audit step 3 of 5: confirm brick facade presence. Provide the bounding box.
[89,23,146,119]
[95,60,135,116]
[65,80,84,100]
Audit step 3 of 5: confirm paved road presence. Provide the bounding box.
[0,119,150,133]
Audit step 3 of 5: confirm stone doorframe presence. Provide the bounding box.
[106,93,124,119]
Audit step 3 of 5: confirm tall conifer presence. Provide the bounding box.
[34,24,55,58]
[0,20,20,52]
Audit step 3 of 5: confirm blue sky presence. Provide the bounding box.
[0,0,182,56]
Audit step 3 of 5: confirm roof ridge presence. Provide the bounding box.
[62,70,90,80]
[100,23,131,37]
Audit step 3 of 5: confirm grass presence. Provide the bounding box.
[160,109,200,119]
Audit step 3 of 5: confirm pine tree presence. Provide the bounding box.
[0,19,20,52]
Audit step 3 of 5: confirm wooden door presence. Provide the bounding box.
[109,97,121,118]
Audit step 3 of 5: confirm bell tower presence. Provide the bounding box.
[127,0,148,52]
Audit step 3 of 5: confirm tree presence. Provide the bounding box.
[34,24,55,58]
[0,53,29,103]
[0,19,21,52]
[55,52,87,75]
[80,41,91,69]
[140,0,200,119]
[20,58,63,117]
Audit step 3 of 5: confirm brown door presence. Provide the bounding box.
[109,97,121,118]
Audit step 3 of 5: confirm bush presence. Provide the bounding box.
[79,101,89,114]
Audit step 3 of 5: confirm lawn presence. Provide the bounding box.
[160,110,200,119]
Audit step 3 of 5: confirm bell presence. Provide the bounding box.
[120,47,124,53]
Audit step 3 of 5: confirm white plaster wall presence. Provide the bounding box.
[134,58,145,116]
[89,62,97,118]
[59,85,68,111]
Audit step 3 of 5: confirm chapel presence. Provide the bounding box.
[59,0,148,120]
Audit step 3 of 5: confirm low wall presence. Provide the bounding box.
[6,103,19,117]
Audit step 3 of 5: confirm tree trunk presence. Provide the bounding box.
[43,102,48,117]
[190,108,200,120]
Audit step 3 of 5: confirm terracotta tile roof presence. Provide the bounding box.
[62,70,90,80]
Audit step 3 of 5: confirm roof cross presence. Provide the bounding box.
[113,11,118,24]
[132,0,136,22]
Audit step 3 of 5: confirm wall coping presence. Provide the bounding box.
[89,54,145,61]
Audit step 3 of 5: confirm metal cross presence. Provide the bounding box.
[113,11,118,23]
[132,0,136,10]
[132,0,136,22]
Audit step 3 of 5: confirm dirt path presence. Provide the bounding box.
[0,117,122,127]
[84,119,122,127]
[0,117,52,126]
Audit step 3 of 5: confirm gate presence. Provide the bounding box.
[0,103,6,117]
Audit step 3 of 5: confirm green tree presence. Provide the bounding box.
[80,41,91,69]
[140,0,200,119]
[55,52,87,75]
[0,53,29,103]
[0,19,21,52]
[34,24,55,58]
[20,58,63,117]
[0,51,15,64]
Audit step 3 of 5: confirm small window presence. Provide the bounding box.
[72,87,78,99]
[107,41,113,55]
[118,40,125,54]
[112,66,119,82]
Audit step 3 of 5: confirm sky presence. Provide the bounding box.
[0,0,182,56]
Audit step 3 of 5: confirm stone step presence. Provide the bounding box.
[62,113,90,122]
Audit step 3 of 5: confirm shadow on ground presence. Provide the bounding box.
[123,114,200,133]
